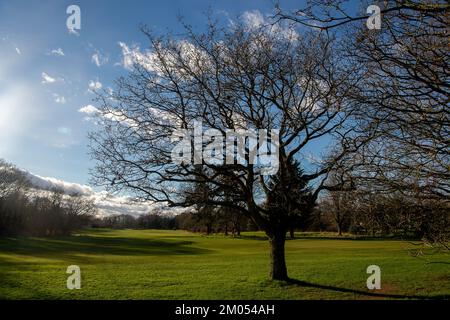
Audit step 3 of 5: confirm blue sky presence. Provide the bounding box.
[0,0,308,188]
[0,0,337,190]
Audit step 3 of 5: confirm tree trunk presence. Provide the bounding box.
[337,224,342,236]
[268,233,288,281]
[236,222,241,236]
[289,227,295,239]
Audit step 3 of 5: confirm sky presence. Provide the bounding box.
[0,0,362,213]
[0,0,307,187]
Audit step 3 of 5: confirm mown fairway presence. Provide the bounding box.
[0,229,448,299]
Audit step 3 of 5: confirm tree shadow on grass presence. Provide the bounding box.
[0,235,210,263]
[287,278,450,300]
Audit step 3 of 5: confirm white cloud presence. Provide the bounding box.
[91,192,154,217]
[23,171,93,196]
[242,10,265,29]
[91,53,101,66]
[1,162,195,217]
[22,169,191,217]
[78,104,138,127]
[49,48,65,56]
[118,41,143,70]
[15,47,21,55]
[91,50,108,67]
[41,72,56,84]
[88,79,102,91]
[117,41,159,71]
[103,110,138,127]
[91,194,194,217]
[117,40,210,77]
[78,104,100,114]
[239,10,299,42]
[53,93,66,104]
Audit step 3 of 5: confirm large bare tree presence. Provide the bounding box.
[276,0,450,200]
[89,19,366,280]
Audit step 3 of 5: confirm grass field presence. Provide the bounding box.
[0,229,448,299]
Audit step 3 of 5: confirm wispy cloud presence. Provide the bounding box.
[91,50,108,67]
[241,10,265,29]
[88,79,102,91]
[239,10,299,42]
[117,41,156,71]
[78,104,138,127]
[117,40,208,77]
[41,72,56,84]
[49,48,65,56]
[53,93,66,104]
[78,104,99,114]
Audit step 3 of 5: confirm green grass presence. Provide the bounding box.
[0,229,448,299]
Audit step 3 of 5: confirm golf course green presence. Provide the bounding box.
[0,229,448,299]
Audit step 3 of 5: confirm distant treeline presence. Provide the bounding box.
[1,158,448,244]
[91,191,448,244]
[0,160,96,237]
[92,211,258,236]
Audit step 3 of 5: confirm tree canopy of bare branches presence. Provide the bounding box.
[89,18,367,280]
[276,0,450,200]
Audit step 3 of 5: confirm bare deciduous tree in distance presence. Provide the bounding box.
[89,18,368,280]
[321,172,355,236]
[0,159,28,198]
